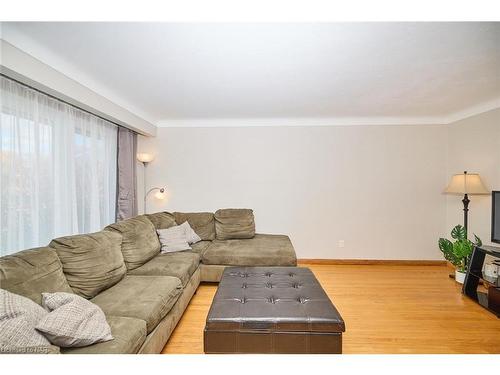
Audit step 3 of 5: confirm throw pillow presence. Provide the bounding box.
[0,289,51,348]
[36,292,113,347]
[157,225,192,253]
[179,221,202,244]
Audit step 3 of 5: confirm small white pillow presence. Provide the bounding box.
[157,225,192,253]
[0,289,51,348]
[179,221,201,244]
[36,292,113,348]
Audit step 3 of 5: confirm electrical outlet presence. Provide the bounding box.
[338,240,345,248]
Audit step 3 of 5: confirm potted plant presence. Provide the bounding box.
[438,225,482,284]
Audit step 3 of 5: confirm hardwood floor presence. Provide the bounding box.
[162,264,500,354]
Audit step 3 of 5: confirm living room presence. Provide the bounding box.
[1,1,499,373]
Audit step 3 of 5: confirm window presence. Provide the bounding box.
[0,76,117,255]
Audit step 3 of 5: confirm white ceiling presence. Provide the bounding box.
[2,22,500,126]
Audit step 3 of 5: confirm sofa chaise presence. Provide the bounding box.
[0,210,297,354]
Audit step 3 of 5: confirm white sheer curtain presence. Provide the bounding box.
[0,76,117,256]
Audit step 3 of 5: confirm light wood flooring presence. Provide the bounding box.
[162,263,500,354]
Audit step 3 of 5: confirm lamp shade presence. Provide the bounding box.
[137,153,154,163]
[444,172,489,195]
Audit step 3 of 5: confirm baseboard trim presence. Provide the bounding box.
[297,259,447,266]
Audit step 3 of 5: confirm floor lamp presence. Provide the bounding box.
[137,153,166,213]
[444,171,489,236]
[444,171,489,279]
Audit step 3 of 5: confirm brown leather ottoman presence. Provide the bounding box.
[204,267,345,354]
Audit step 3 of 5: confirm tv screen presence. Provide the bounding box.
[493,191,500,244]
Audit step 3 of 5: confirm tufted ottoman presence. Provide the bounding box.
[204,267,345,354]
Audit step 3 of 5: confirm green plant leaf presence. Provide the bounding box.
[452,241,464,258]
[438,238,460,266]
[439,225,477,270]
[438,238,452,253]
[453,240,473,259]
[451,225,467,240]
[473,234,482,247]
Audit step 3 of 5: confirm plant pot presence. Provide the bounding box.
[455,270,466,284]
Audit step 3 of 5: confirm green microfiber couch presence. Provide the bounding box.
[0,209,297,354]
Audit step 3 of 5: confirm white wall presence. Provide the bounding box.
[0,40,156,136]
[446,108,500,246]
[138,124,449,260]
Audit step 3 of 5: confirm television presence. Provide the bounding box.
[493,191,500,244]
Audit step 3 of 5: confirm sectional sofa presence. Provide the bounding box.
[0,210,297,354]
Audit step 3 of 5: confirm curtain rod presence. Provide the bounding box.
[0,73,137,134]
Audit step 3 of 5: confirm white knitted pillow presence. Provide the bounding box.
[179,221,202,244]
[0,289,51,348]
[157,225,192,253]
[36,292,113,347]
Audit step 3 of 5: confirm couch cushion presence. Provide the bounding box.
[214,208,255,240]
[174,212,215,241]
[61,316,146,354]
[201,234,297,266]
[105,215,160,270]
[49,231,126,299]
[90,275,182,333]
[128,252,200,287]
[145,211,177,230]
[0,247,73,305]
[190,240,212,255]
